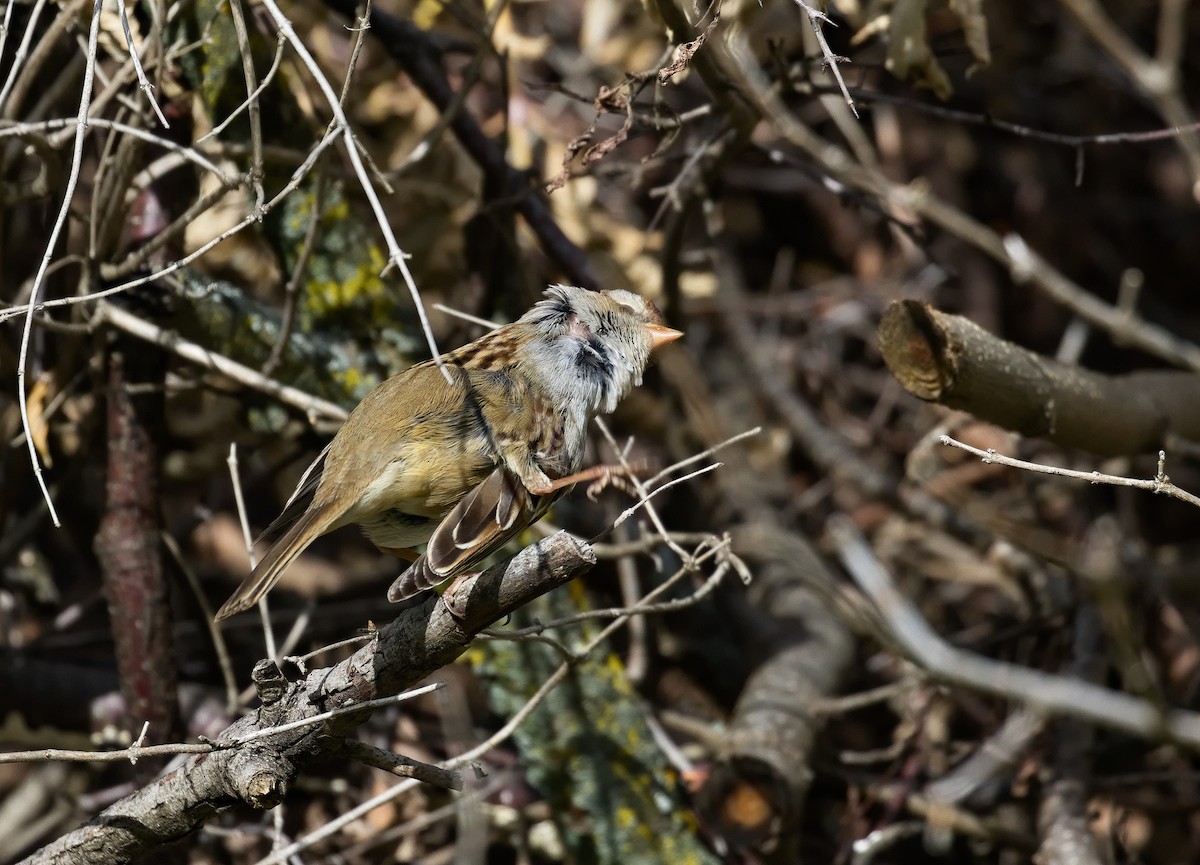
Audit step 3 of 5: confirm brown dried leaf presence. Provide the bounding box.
[658,13,721,86]
[26,373,53,468]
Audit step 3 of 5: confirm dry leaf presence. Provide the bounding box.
[26,372,54,468]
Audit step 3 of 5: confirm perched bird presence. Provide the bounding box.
[214,285,682,621]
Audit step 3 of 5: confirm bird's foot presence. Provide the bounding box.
[440,572,479,621]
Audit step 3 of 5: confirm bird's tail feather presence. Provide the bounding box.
[213,503,334,621]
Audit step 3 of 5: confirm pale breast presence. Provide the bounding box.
[359,508,437,548]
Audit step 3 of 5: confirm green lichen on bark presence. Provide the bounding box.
[475,585,719,865]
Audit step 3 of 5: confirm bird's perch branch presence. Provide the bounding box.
[20,533,595,865]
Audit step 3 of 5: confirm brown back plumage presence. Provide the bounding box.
[213,286,681,621]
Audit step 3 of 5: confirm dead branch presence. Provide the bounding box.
[695,523,855,854]
[94,348,180,751]
[830,514,1200,748]
[879,300,1200,455]
[19,532,594,865]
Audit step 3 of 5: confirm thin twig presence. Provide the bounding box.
[387,34,487,177]
[939,436,1200,509]
[612,462,721,528]
[228,443,277,662]
[17,0,107,527]
[117,0,170,127]
[161,531,240,714]
[198,32,286,143]
[593,417,692,564]
[226,0,263,210]
[0,742,213,764]
[252,777,419,865]
[481,557,733,640]
[0,116,232,183]
[0,122,346,328]
[263,171,326,375]
[431,302,502,330]
[793,0,855,117]
[645,425,760,486]
[93,302,349,424]
[0,0,49,115]
[226,683,444,746]
[257,0,446,379]
[337,739,462,791]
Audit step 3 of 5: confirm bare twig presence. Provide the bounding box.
[257,0,446,378]
[939,437,1200,509]
[1058,0,1200,198]
[262,170,326,376]
[612,462,721,528]
[198,32,286,144]
[92,301,349,424]
[336,739,462,791]
[0,742,213,764]
[793,0,855,117]
[0,0,50,115]
[117,0,170,127]
[0,117,333,328]
[0,117,232,184]
[17,0,108,527]
[226,683,444,746]
[593,417,693,564]
[482,539,736,639]
[162,531,240,714]
[226,0,262,209]
[228,443,277,662]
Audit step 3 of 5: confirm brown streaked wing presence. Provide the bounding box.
[440,323,527,373]
[386,468,557,602]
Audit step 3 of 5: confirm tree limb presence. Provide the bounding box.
[19,532,595,865]
[878,299,1200,456]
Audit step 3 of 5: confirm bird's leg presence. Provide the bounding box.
[528,462,646,499]
[378,546,420,562]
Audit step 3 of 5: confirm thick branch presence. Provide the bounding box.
[20,532,595,865]
[694,525,854,854]
[94,349,179,748]
[878,299,1200,456]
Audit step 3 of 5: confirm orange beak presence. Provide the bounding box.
[645,323,684,350]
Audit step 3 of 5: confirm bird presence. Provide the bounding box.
[213,285,682,621]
